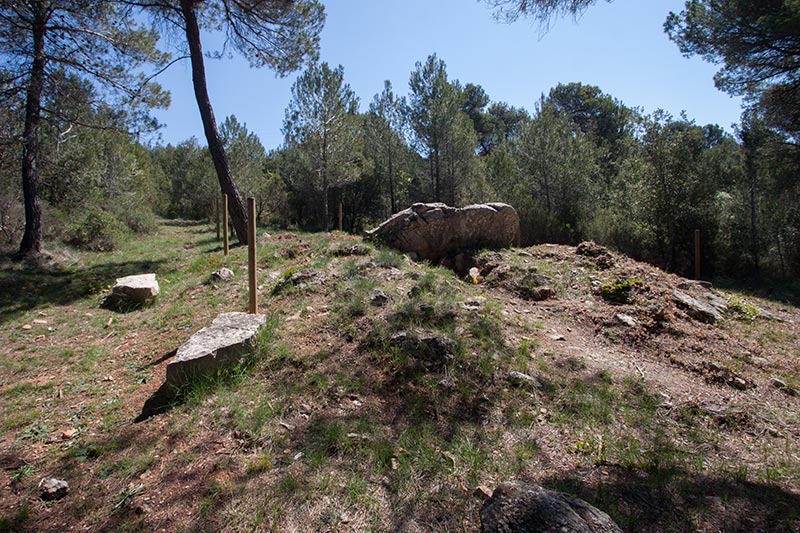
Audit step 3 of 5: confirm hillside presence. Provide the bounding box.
[1,220,799,532]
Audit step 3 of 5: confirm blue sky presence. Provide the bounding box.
[150,0,744,149]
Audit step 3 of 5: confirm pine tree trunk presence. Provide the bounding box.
[181,0,248,244]
[16,4,47,258]
[388,148,396,214]
[322,129,329,231]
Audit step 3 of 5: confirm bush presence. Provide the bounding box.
[112,198,158,234]
[63,206,127,251]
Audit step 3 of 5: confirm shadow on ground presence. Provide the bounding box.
[0,258,166,324]
[543,465,800,532]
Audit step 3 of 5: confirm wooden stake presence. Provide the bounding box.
[247,197,257,314]
[338,200,343,232]
[694,229,701,279]
[223,193,229,256]
[215,197,220,241]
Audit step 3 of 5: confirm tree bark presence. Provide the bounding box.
[16,3,47,258]
[180,0,248,244]
[322,127,329,231]
[388,147,396,214]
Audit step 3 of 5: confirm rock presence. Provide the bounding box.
[271,268,327,295]
[575,241,615,269]
[365,203,520,261]
[751,356,770,368]
[165,312,266,387]
[507,371,542,389]
[369,289,389,307]
[513,272,556,301]
[474,485,493,500]
[771,377,797,395]
[731,376,750,390]
[102,273,159,309]
[677,280,713,290]
[672,289,723,323]
[134,503,152,515]
[575,241,608,257]
[461,297,485,311]
[756,307,784,322]
[389,330,456,367]
[211,267,234,282]
[771,377,788,389]
[480,482,622,533]
[615,313,638,327]
[40,478,69,501]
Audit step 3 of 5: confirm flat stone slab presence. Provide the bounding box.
[672,289,724,323]
[165,312,266,387]
[103,273,159,309]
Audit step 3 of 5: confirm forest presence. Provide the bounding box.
[1,0,798,280]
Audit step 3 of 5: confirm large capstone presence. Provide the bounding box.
[366,203,520,261]
[165,312,266,386]
[480,482,622,533]
[102,273,159,309]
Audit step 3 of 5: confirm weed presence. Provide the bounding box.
[113,483,144,511]
[728,296,760,320]
[10,464,35,483]
[247,453,272,474]
[600,277,644,303]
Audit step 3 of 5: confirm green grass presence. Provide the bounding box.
[1,223,799,533]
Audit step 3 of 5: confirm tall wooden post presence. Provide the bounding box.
[247,198,257,314]
[338,200,343,232]
[694,229,701,279]
[222,193,229,256]
[215,197,220,241]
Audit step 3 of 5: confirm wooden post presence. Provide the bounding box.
[694,229,701,279]
[222,193,229,256]
[338,200,343,232]
[215,197,220,241]
[247,197,257,314]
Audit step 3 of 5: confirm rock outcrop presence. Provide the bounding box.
[672,289,725,323]
[480,482,622,533]
[366,203,520,260]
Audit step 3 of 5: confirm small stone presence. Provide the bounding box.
[61,428,78,440]
[731,377,749,390]
[211,267,234,282]
[40,478,69,501]
[771,377,787,389]
[21,324,32,330]
[32,319,48,325]
[135,503,152,515]
[369,289,389,307]
[474,485,493,499]
[616,313,637,327]
[507,371,542,389]
[549,334,566,341]
[751,357,770,368]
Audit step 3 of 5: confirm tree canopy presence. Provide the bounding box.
[0,0,169,257]
[665,0,800,140]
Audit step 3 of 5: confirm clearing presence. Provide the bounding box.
[1,220,798,532]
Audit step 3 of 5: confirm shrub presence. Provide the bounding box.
[63,206,127,251]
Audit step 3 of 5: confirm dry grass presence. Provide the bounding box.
[1,222,798,532]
